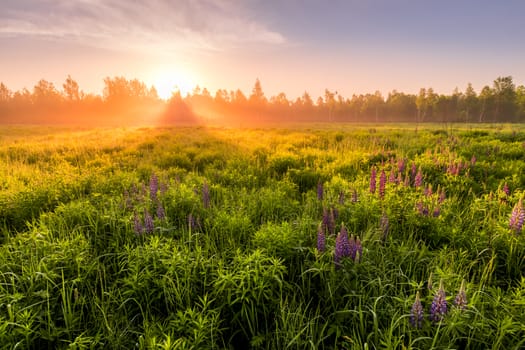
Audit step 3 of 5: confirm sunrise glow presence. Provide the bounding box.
[149,69,196,100]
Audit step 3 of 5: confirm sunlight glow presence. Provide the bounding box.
[149,68,195,100]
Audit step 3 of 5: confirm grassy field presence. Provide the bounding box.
[0,124,524,349]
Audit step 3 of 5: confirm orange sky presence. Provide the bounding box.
[1,1,525,100]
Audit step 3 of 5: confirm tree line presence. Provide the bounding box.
[0,75,524,126]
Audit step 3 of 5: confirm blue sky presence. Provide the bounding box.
[1,0,524,99]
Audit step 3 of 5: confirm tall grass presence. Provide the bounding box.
[0,124,524,349]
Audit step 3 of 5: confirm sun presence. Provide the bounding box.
[149,69,195,100]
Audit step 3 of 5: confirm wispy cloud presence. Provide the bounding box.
[0,0,286,53]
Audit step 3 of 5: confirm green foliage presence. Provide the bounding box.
[0,125,524,349]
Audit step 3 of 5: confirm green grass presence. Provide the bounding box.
[0,124,524,349]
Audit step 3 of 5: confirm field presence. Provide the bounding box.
[0,124,524,349]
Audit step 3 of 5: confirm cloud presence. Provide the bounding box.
[0,0,286,53]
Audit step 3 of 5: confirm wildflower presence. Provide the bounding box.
[370,167,377,194]
[398,158,406,174]
[502,182,510,196]
[509,198,525,233]
[379,169,386,199]
[317,181,324,200]
[202,182,211,209]
[410,291,424,328]
[424,185,433,197]
[430,280,447,322]
[317,224,326,253]
[389,169,396,183]
[414,168,423,188]
[322,207,336,235]
[416,201,429,216]
[432,206,440,217]
[149,173,159,201]
[411,163,417,182]
[334,227,349,266]
[133,211,143,235]
[380,211,389,242]
[454,280,467,310]
[156,202,166,220]
[144,210,154,234]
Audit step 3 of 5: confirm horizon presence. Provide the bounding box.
[1,1,525,100]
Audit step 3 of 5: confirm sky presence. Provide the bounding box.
[1,0,525,100]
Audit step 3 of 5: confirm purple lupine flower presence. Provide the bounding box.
[133,211,143,235]
[317,224,326,253]
[411,163,417,182]
[370,167,377,194]
[317,181,324,200]
[502,183,510,196]
[389,169,396,183]
[430,280,447,323]
[202,182,210,209]
[379,170,387,199]
[410,291,424,328]
[509,198,525,233]
[416,201,429,216]
[149,173,159,201]
[414,169,423,188]
[348,234,356,260]
[335,225,350,266]
[156,202,166,220]
[454,280,467,311]
[188,213,200,231]
[424,185,433,197]
[338,191,345,205]
[433,206,440,217]
[396,172,403,185]
[322,207,336,235]
[380,211,389,242]
[398,158,406,174]
[144,210,154,234]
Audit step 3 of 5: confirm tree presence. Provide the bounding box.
[461,83,477,123]
[249,78,266,105]
[63,75,81,101]
[492,76,516,121]
[478,86,493,122]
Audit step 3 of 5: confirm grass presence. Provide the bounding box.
[0,123,524,349]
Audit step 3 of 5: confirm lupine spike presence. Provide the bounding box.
[144,210,154,234]
[454,280,467,310]
[389,169,396,183]
[133,211,143,235]
[414,168,423,188]
[338,191,345,204]
[317,224,326,253]
[335,224,350,266]
[354,236,362,262]
[379,169,386,199]
[149,173,159,201]
[509,198,524,233]
[370,167,377,194]
[317,181,324,200]
[202,182,211,209]
[410,291,424,328]
[430,280,447,322]
[156,202,166,220]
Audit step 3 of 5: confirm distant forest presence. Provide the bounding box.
[0,76,524,126]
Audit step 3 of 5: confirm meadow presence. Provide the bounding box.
[0,124,524,349]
